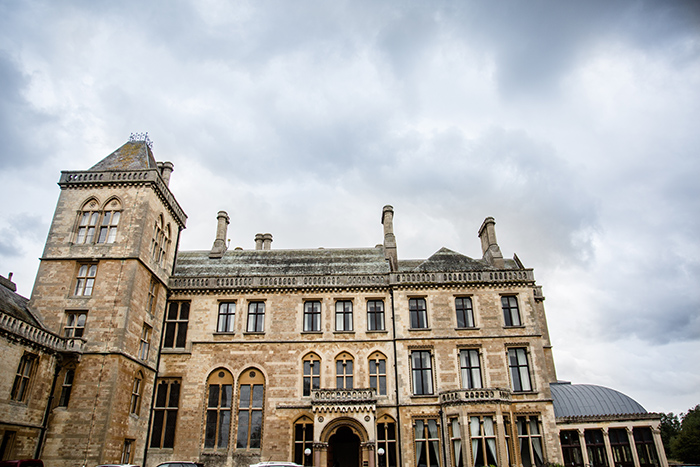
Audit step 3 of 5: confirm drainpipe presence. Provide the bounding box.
[389,288,403,466]
[35,358,61,459]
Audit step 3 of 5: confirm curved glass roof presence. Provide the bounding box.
[550,382,647,418]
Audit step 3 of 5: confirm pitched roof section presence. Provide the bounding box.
[89,140,158,171]
[173,247,390,278]
[0,278,41,328]
[403,247,519,272]
[550,382,647,418]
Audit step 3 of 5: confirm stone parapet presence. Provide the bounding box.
[59,169,187,228]
[311,388,377,414]
[0,311,84,353]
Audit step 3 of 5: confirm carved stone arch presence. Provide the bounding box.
[335,350,354,361]
[101,196,123,211]
[238,366,267,384]
[303,351,321,360]
[368,350,387,360]
[80,197,100,211]
[320,416,369,443]
[207,367,234,385]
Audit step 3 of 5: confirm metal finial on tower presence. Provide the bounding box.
[129,132,153,149]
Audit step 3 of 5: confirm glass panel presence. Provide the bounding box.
[252,385,264,408]
[239,385,251,408]
[208,385,219,408]
[204,411,217,448]
[250,410,262,448]
[218,410,230,448]
[236,410,249,448]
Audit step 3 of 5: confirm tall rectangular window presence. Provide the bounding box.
[517,416,544,467]
[369,354,387,396]
[58,369,74,407]
[411,350,434,395]
[139,324,151,360]
[560,430,584,467]
[508,348,532,392]
[247,302,265,332]
[455,297,475,328]
[502,296,521,326]
[237,382,264,449]
[336,355,353,389]
[294,417,314,466]
[147,279,158,315]
[303,301,321,332]
[121,439,134,464]
[470,416,498,467]
[217,302,236,333]
[97,210,121,243]
[11,354,36,402]
[377,419,397,467]
[609,428,634,467]
[204,380,232,449]
[459,349,483,389]
[64,311,87,338]
[585,429,609,467]
[303,356,320,397]
[414,419,441,467]
[450,418,464,467]
[163,302,190,349]
[130,373,143,416]
[335,300,353,331]
[150,379,180,448]
[409,298,428,329]
[368,300,385,331]
[633,427,659,467]
[74,264,97,296]
[76,211,99,244]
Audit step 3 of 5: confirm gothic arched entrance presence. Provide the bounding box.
[328,426,360,467]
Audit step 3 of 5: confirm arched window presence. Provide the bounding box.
[377,414,397,467]
[236,368,264,449]
[369,352,387,396]
[335,352,353,389]
[293,415,314,466]
[303,353,320,396]
[204,369,233,449]
[97,198,122,244]
[152,215,164,263]
[76,199,100,244]
[161,224,171,266]
[130,371,143,415]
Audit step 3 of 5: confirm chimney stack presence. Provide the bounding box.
[382,205,398,272]
[255,233,264,250]
[158,161,174,187]
[478,217,504,268]
[262,233,273,250]
[209,211,230,258]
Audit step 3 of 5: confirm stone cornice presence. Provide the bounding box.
[169,268,537,293]
[556,413,661,424]
[59,169,187,228]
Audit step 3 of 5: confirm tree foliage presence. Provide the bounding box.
[670,405,700,463]
[660,412,681,457]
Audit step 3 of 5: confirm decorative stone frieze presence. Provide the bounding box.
[439,387,512,405]
[311,388,377,414]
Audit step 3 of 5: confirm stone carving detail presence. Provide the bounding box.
[311,388,377,414]
[439,388,512,405]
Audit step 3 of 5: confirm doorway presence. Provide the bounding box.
[327,426,360,467]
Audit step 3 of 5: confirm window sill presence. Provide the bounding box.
[503,325,526,329]
[455,327,480,331]
[301,331,323,334]
[408,327,431,331]
[213,332,235,336]
[367,329,388,333]
[410,394,438,399]
[161,348,191,354]
[333,331,355,334]
[243,332,265,336]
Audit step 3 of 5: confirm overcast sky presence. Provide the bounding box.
[1,0,698,415]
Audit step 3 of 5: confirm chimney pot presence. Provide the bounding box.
[209,211,230,258]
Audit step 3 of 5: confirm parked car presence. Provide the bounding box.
[249,463,304,467]
[155,462,204,467]
[0,460,44,467]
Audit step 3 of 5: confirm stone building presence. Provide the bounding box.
[0,137,667,467]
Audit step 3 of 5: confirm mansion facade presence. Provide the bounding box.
[0,137,667,467]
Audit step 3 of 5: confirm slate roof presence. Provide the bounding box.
[550,382,647,418]
[0,278,41,328]
[89,140,158,171]
[399,247,520,273]
[173,247,391,277]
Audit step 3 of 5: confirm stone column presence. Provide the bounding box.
[627,427,641,467]
[578,429,591,467]
[314,442,327,467]
[362,441,375,467]
[603,428,615,467]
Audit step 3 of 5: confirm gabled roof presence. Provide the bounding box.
[89,140,158,171]
[550,382,647,418]
[173,247,390,278]
[402,247,507,272]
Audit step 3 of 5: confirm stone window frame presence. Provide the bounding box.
[334,300,353,332]
[335,351,354,390]
[73,264,97,296]
[236,368,265,450]
[150,378,181,449]
[501,294,523,327]
[455,296,477,329]
[130,371,144,416]
[409,297,429,330]
[217,301,236,333]
[410,349,434,396]
[507,346,534,392]
[64,310,88,338]
[302,352,321,397]
[459,348,483,390]
[367,299,386,332]
[204,368,234,450]
[303,300,322,332]
[246,301,266,333]
[293,415,314,465]
[74,197,122,245]
[368,351,387,396]
[57,369,75,407]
